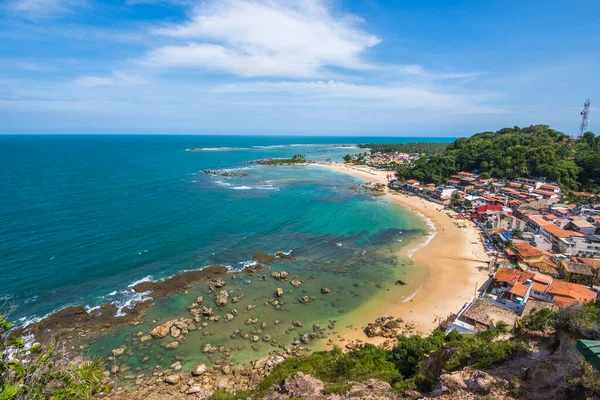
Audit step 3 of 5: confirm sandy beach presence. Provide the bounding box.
[314,163,491,345]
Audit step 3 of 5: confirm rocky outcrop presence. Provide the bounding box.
[364,316,405,338]
[278,372,324,399]
[215,289,229,306]
[253,252,276,264]
[265,373,400,400]
[191,363,207,376]
[274,251,294,260]
[149,318,195,339]
[202,169,248,177]
[150,321,173,339]
[271,271,289,281]
[115,355,287,399]
[437,368,511,399]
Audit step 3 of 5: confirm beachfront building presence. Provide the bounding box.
[445,298,518,335]
[488,267,597,314]
[405,179,420,189]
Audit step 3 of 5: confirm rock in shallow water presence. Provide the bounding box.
[191,363,207,376]
[215,289,229,306]
[150,321,173,338]
[164,374,181,384]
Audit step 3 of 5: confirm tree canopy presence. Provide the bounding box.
[395,125,600,192]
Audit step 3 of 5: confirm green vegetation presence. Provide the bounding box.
[212,327,527,398]
[255,345,405,396]
[522,299,600,339]
[358,142,450,154]
[343,152,369,164]
[255,154,309,165]
[395,125,600,192]
[566,362,600,399]
[208,389,253,400]
[1,313,110,399]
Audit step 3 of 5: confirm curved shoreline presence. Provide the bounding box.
[312,163,490,345]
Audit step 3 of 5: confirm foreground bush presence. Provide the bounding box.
[522,299,600,339]
[255,345,406,396]
[0,314,110,400]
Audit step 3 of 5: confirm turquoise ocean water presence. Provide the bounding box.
[1,134,447,369]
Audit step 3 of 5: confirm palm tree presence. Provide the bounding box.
[491,320,510,334]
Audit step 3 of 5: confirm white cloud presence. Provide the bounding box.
[4,0,85,19]
[146,0,381,78]
[395,64,482,80]
[213,80,505,114]
[72,72,146,87]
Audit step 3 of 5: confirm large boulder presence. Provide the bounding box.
[216,289,229,306]
[164,374,181,385]
[111,347,125,357]
[281,372,324,399]
[165,341,179,350]
[271,271,289,281]
[150,321,173,338]
[253,252,275,264]
[192,363,207,376]
[274,288,284,298]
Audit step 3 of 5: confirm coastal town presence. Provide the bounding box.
[346,151,600,338]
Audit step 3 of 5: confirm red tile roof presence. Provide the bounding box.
[529,215,552,227]
[514,242,544,258]
[543,223,585,238]
[509,281,529,297]
[477,205,503,213]
[547,280,597,306]
[540,184,559,191]
[533,189,557,197]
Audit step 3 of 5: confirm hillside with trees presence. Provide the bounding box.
[358,142,450,155]
[395,125,600,192]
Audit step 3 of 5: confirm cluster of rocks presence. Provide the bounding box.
[149,318,196,341]
[270,271,289,281]
[364,316,414,339]
[201,169,249,177]
[349,182,387,197]
[104,355,289,399]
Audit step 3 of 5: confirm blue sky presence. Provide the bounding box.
[0,0,598,136]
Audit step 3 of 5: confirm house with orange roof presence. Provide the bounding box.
[576,258,600,280]
[539,183,561,193]
[489,267,596,314]
[513,241,544,264]
[546,280,597,307]
[525,215,599,256]
[405,179,420,189]
[532,189,560,199]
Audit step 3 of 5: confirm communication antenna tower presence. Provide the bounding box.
[579,99,591,137]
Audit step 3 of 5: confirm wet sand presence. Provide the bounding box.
[314,163,490,345]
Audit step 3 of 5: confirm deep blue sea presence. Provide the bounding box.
[0,135,449,330]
